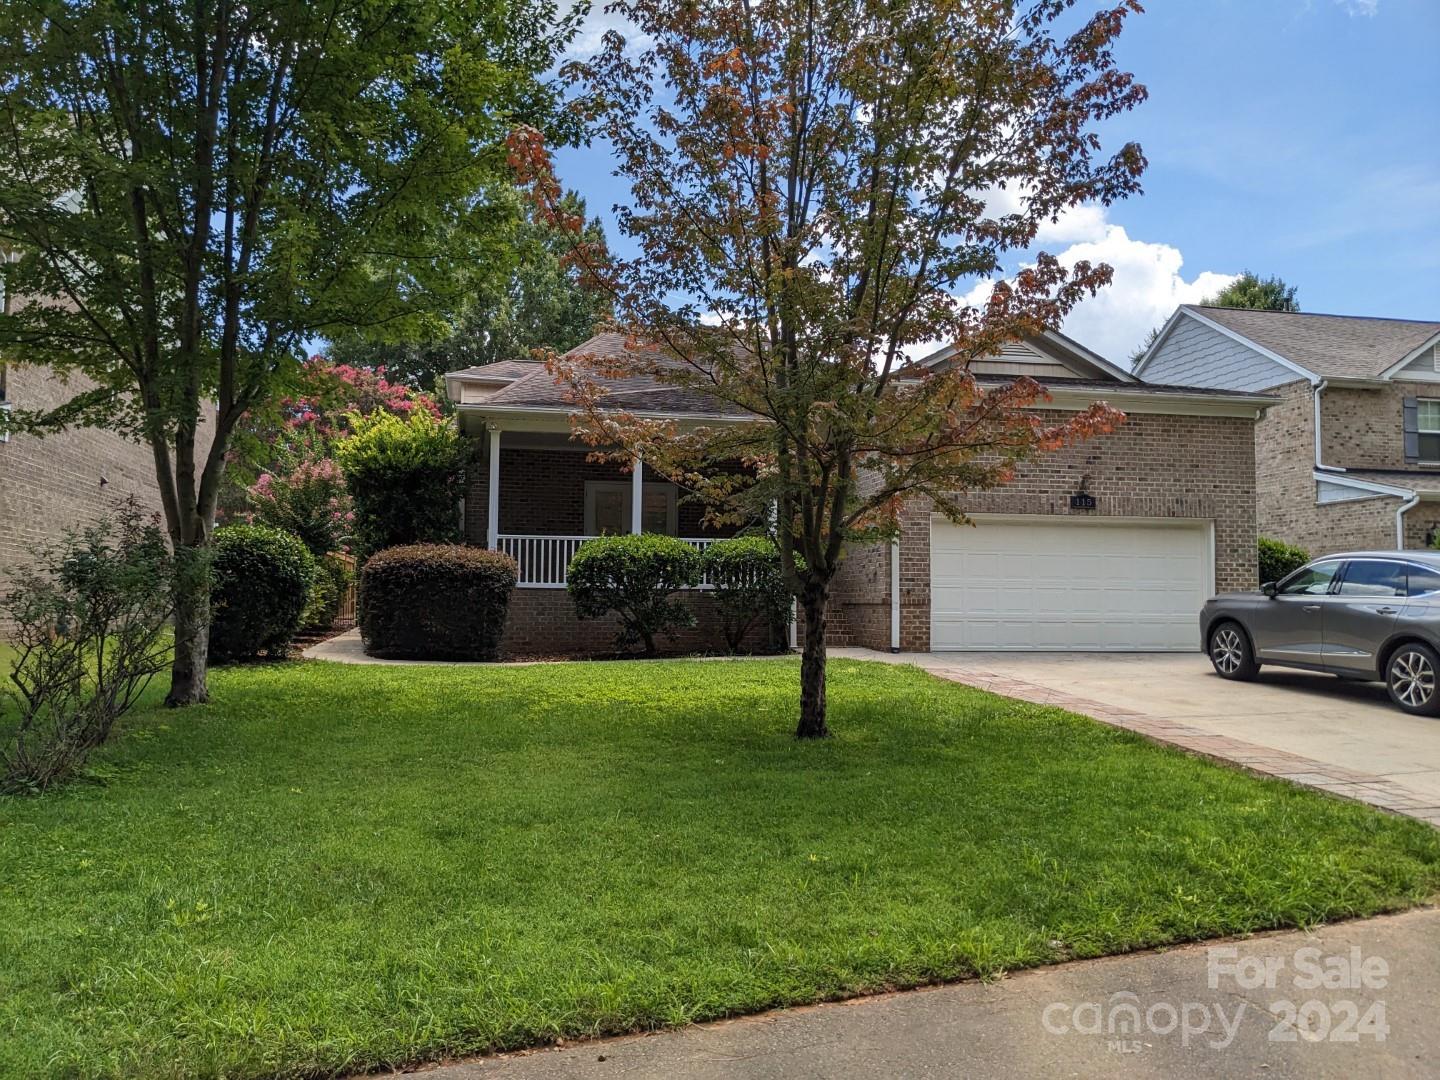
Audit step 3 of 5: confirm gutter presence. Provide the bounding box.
[1398,493,1421,549]
[1312,379,1343,472]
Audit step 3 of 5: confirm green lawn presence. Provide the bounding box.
[1,658,1437,1079]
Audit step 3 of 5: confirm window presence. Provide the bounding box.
[1278,560,1341,596]
[1337,560,1405,597]
[583,481,678,536]
[1407,564,1440,597]
[588,485,627,535]
[1418,399,1440,460]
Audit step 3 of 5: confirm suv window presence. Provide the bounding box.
[1407,564,1440,597]
[1279,560,1341,596]
[1337,560,1406,597]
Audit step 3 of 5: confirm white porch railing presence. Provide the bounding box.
[497,534,720,588]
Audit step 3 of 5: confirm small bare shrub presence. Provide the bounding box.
[2,502,174,793]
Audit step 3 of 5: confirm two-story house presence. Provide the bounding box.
[1136,305,1440,554]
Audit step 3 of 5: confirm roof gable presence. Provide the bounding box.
[1134,307,1312,391]
[1182,306,1440,381]
[917,329,1137,383]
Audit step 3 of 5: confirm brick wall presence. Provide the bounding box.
[0,366,216,624]
[1320,382,1438,472]
[832,409,1259,651]
[827,464,892,650]
[1252,379,1432,555]
[1254,379,1321,548]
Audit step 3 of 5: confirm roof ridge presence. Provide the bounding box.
[1186,304,1440,326]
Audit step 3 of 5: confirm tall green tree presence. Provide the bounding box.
[515,0,1146,737]
[328,192,612,391]
[1202,270,1300,312]
[0,0,576,704]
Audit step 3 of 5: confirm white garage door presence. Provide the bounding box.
[930,515,1212,651]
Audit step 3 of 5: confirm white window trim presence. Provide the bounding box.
[583,480,678,535]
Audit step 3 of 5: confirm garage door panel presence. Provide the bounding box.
[930,517,1209,652]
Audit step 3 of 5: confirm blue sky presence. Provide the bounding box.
[553,0,1440,365]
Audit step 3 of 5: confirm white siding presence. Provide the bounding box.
[1142,315,1301,391]
[1317,480,1386,505]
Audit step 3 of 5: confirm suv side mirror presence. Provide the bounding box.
[1262,581,1278,597]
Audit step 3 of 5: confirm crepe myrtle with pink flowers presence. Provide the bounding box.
[246,439,355,558]
[281,357,444,438]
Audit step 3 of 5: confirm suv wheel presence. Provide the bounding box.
[1385,643,1440,716]
[1208,621,1258,681]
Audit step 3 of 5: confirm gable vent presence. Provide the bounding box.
[1432,342,1440,373]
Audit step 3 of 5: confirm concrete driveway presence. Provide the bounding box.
[837,649,1440,825]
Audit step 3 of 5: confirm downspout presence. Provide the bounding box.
[1397,494,1419,550]
[1313,378,1339,472]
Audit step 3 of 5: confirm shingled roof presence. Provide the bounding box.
[448,331,1274,419]
[1184,306,1440,380]
[463,333,752,418]
[444,359,542,382]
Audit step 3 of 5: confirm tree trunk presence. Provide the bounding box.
[796,582,830,739]
[165,542,212,707]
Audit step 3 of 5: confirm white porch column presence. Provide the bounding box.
[631,452,644,534]
[487,426,501,549]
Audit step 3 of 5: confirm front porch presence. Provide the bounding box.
[468,429,740,589]
[496,534,722,588]
[462,428,767,655]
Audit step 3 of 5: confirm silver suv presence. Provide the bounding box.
[1200,552,1440,715]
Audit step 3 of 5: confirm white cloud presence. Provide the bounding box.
[1053,220,1236,365]
[916,205,1236,367]
[1335,0,1380,16]
[566,5,648,57]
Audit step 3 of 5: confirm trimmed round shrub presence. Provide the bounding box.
[209,525,317,662]
[360,544,517,660]
[699,536,798,653]
[567,534,703,656]
[1258,536,1309,586]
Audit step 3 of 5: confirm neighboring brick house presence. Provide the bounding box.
[448,330,1272,656]
[0,363,182,613]
[1135,305,1440,557]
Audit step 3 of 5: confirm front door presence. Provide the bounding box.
[1323,559,1404,675]
[1251,559,1342,665]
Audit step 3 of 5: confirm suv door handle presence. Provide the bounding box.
[1302,605,1321,613]
[1376,607,1399,615]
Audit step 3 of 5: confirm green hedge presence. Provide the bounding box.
[1258,536,1309,586]
[360,544,517,661]
[334,412,467,557]
[568,534,702,656]
[699,536,796,653]
[209,525,317,662]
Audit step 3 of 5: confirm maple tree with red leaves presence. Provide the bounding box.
[511,0,1148,737]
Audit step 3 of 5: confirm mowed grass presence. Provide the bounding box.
[0,658,1437,1079]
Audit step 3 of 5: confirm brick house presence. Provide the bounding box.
[449,330,1272,655]
[1135,305,1440,556]
[0,363,188,613]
